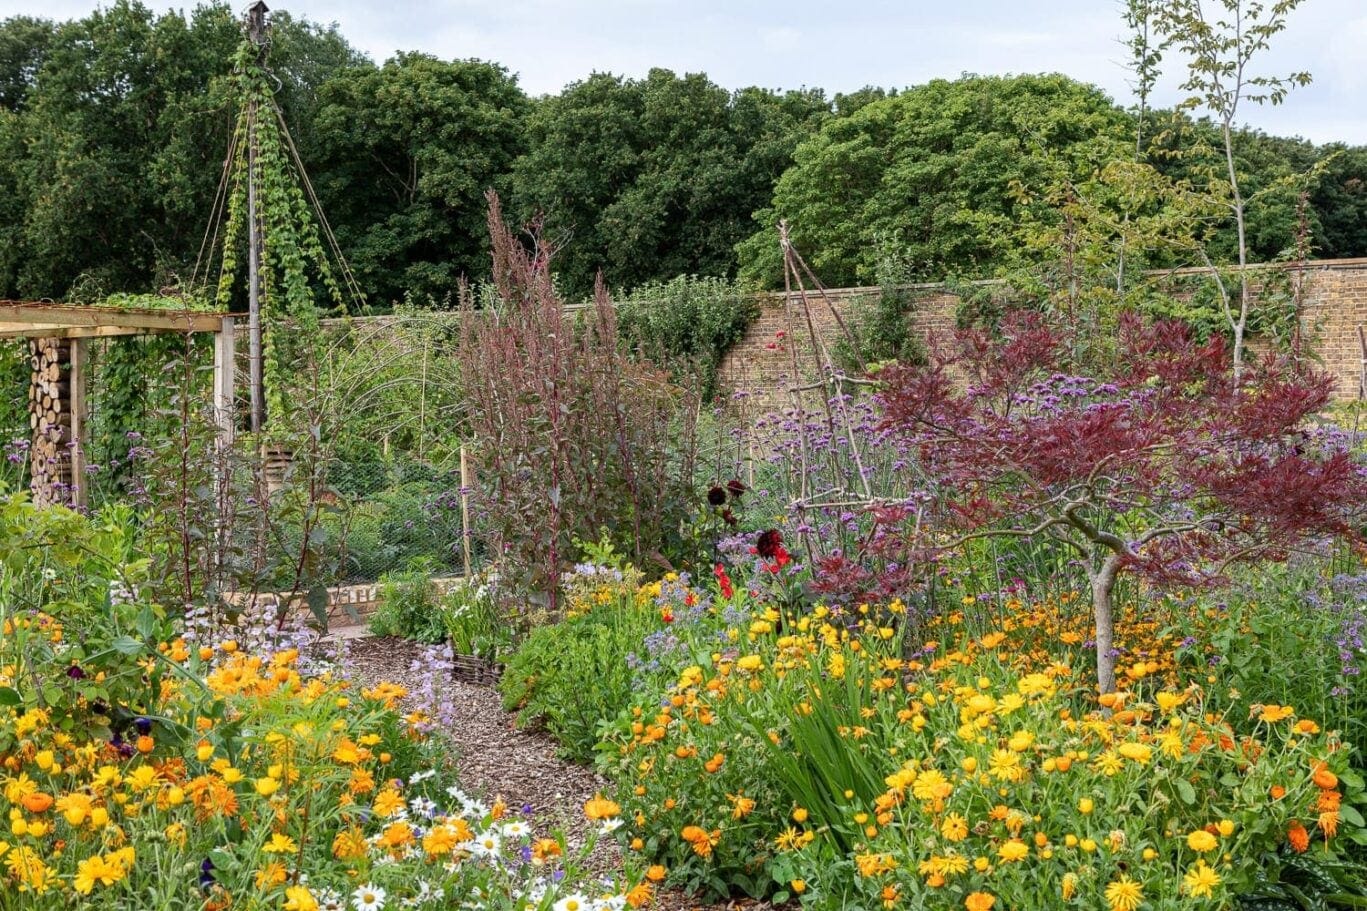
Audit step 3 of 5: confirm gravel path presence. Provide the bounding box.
[342,634,768,911]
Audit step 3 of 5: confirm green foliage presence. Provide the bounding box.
[615,275,759,398]
[0,489,172,749]
[513,70,829,299]
[831,253,932,372]
[0,3,361,299]
[499,598,657,762]
[368,558,446,643]
[441,577,513,661]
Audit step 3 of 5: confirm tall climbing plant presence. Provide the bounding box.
[212,38,350,424]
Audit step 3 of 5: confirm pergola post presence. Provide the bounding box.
[213,315,237,446]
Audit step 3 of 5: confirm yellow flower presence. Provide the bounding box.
[1183,860,1221,898]
[736,655,764,673]
[941,813,969,842]
[1117,742,1151,764]
[1258,704,1294,722]
[372,788,406,818]
[584,794,621,820]
[965,893,996,911]
[284,885,319,911]
[1078,797,1094,815]
[1187,830,1218,853]
[262,833,298,854]
[1105,875,1144,911]
[255,777,280,797]
[997,839,1029,863]
[988,749,1024,783]
[1217,819,1235,837]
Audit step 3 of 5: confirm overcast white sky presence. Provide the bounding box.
[2,0,1364,143]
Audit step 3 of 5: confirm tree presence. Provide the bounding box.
[0,16,54,111]
[878,311,1367,693]
[513,69,828,298]
[0,2,363,299]
[1310,144,1367,260]
[1150,0,1312,376]
[737,74,1132,288]
[309,54,529,306]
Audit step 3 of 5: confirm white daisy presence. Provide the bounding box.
[598,818,623,834]
[469,831,501,857]
[553,894,590,911]
[316,888,345,911]
[411,796,438,818]
[501,820,531,838]
[352,884,387,911]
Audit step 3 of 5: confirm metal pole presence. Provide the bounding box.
[248,101,263,433]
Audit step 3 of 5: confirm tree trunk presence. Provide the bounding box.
[1090,555,1123,694]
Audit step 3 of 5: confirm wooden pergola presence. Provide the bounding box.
[0,302,236,508]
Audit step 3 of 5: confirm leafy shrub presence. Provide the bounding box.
[369,558,446,642]
[499,563,656,761]
[616,274,760,399]
[832,285,928,375]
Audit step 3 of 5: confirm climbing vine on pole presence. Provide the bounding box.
[214,38,346,425]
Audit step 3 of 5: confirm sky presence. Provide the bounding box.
[2,0,1365,144]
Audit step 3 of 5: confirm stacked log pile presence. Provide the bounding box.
[28,337,73,507]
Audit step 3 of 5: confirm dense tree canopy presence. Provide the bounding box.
[736,74,1134,287]
[0,2,1361,307]
[512,69,828,299]
[311,55,529,306]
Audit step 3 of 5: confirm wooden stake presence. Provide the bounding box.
[460,444,473,578]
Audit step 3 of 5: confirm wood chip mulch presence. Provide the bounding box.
[342,634,775,911]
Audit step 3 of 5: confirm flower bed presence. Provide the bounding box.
[0,492,640,910]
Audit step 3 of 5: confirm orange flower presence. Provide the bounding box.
[626,883,653,908]
[1269,785,1286,800]
[965,893,996,911]
[20,792,52,814]
[1311,763,1338,791]
[645,864,667,882]
[1319,811,1340,838]
[1288,820,1310,853]
[584,795,621,820]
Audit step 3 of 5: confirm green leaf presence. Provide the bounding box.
[1175,778,1197,805]
[0,687,21,706]
[110,635,143,655]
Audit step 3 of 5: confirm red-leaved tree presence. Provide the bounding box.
[879,311,1367,692]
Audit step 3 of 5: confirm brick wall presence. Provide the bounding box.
[718,259,1367,405]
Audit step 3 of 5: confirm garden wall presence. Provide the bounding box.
[717,257,1367,406]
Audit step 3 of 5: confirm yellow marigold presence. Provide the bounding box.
[332,826,368,860]
[284,885,318,911]
[940,813,969,842]
[372,788,406,818]
[1117,742,1151,764]
[1187,830,1218,853]
[996,839,1029,863]
[1183,860,1221,898]
[1105,875,1144,911]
